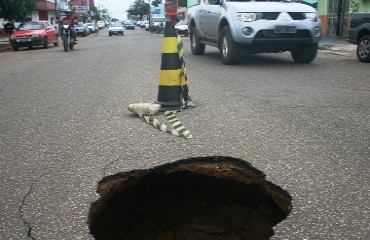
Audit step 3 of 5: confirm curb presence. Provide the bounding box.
[318,37,356,52]
[0,38,10,52]
[318,44,356,53]
[0,45,11,52]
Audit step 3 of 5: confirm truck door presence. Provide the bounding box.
[202,0,222,39]
[197,1,209,37]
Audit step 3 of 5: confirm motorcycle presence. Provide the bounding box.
[61,21,75,52]
[156,25,165,34]
[149,24,156,34]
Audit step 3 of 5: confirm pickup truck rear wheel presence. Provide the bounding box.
[190,26,205,55]
[220,26,241,65]
[357,35,370,63]
[291,43,318,63]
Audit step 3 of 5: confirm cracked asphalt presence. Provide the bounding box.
[0,29,369,239]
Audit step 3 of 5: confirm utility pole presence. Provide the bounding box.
[54,0,60,33]
[148,0,152,26]
[54,0,59,23]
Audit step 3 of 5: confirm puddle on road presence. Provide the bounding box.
[88,156,292,240]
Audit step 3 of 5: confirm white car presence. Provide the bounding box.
[108,22,124,36]
[96,21,105,29]
[86,23,98,33]
[175,20,188,36]
[140,20,148,28]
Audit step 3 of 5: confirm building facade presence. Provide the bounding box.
[69,0,94,23]
[33,0,57,25]
[318,0,370,37]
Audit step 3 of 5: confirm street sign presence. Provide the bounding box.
[75,6,88,14]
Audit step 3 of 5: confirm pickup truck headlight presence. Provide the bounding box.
[236,13,260,22]
[305,13,319,22]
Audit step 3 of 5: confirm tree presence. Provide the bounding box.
[90,7,101,21]
[126,0,150,20]
[0,0,37,22]
[151,0,162,7]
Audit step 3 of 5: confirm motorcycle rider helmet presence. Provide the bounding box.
[65,10,72,16]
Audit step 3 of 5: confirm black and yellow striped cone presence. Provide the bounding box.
[156,21,189,110]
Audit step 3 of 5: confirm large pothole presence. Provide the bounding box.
[88,156,292,240]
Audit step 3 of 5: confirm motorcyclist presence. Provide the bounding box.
[157,21,165,34]
[61,10,77,43]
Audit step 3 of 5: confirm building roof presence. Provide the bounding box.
[36,1,56,11]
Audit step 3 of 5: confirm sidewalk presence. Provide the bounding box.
[319,36,356,53]
[0,36,10,52]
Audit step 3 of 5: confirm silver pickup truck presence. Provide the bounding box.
[187,0,322,64]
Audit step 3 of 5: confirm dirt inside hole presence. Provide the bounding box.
[88,156,292,240]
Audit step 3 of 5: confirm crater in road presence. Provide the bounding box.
[88,156,292,240]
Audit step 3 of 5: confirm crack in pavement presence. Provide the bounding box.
[103,157,121,176]
[19,173,46,240]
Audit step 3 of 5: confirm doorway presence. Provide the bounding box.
[328,0,349,37]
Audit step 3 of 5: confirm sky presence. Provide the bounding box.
[96,0,136,20]
[96,0,165,20]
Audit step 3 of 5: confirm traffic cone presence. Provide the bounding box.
[156,21,195,110]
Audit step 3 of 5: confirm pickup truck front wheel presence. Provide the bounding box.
[291,43,318,63]
[190,26,205,55]
[220,26,241,65]
[357,35,370,63]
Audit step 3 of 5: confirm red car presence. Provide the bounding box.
[9,21,59,51]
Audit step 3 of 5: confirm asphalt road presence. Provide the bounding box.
[0,27,369,239]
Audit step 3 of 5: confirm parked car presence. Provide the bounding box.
[175,20,188,36]
[9,21,58,51]
[75,22,89,37]
[108,22,124,36]
[140,20,148,28]
[125,21,135,30]
[97,21,105,29]
[347,12,370,63]
[86,23,98,33]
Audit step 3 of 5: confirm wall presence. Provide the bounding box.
[349,0,370,13]
[318,0,370,36]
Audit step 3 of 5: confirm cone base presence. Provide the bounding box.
[156,86,183,110]
[155,101,183,111]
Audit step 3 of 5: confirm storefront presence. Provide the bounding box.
[318,0,370,37]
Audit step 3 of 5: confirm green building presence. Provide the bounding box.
[317,0,370,37]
